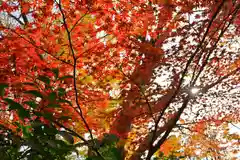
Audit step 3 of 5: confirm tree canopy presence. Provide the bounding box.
[0,0,240,159]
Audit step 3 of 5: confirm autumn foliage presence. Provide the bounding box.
[0,0,240,159]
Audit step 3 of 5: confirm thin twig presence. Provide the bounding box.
[191,4,240,86]
[69,10,89,32]
[55,1,103,158]
[145,1,227,159]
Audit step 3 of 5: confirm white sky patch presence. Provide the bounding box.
[145,31,151,41]
[229,123,240,134]
[96,30,107,44]
[9,113,14,121]
[191,87,200,94]
[229,84,240,94]
[36,97,42,103]
[109,89,121,99]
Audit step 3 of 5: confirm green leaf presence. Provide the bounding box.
[22,82,36,86]
[13,121,21,127]
[4,98,30,119]
[48,92,57,102]
[52,68,59,79]
[58,99,72,106]
[4,98,23,110]
[9,103,23,110]
[22,125,32,138]
[23,141,46,155]
[24,90,43,98]
[58,131,74,144]
[42,113,53,120]
[110,148,122,160]
[42,126,58,135]
[37,75,51,85]
[24,101,37,109]
[47,140,58,148]
[18,108,30,119]
[59,116,71,120]
[31,121,44,128]
[57,88,66,97]
[47,103,61,108]
[0,83,8,97]
[86,157,103,160]
[91,139,101,149]
[58,75,73,81]
[34,112,43,117]
[102,133,119,145]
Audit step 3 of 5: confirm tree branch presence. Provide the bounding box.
[55,1,103,158]
[144,1,227,159]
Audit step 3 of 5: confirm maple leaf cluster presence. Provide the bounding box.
[0,0,240,159]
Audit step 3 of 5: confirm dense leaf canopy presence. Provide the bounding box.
[0,0,240,159]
